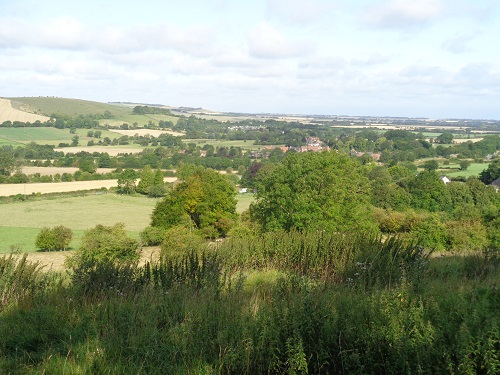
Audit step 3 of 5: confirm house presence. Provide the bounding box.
[440,176,451,184]
[491,178,500,191]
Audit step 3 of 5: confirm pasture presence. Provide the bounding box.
[0,192,253,254]
[443,163,488,178]
[0,193,157,253]
[0,127,73,145]
[0,127,121,147]
[236,192,254,213]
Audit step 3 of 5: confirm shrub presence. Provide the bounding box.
[161,225,206,257]
[147,184,167,197]
[140,226,166,246]
[66,223,140,268]
[35,226,73,251]
[445,220,488,252]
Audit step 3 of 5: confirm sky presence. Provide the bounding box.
[0,0,499,119]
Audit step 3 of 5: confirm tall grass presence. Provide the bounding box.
[217,231,429,287]
[0,232,498,374]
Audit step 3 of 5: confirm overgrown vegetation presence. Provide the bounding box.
[0,231,498,374]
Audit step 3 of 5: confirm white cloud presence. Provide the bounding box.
[267,0,326,24]
[442,34,476,54]
[247,23,315,59]
[0,16,218,57]
[366,0,443,28]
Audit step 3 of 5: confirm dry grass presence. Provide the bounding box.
[0,98,50,123]
[54,146,145,156]
[22,166,115,176]
[109,129,185,137]
[452,138,484,143]
[0,180,119,196]
[15,246,161,272]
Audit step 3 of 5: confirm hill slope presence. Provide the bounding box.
[0,98,50,123]
[9,97,131,117]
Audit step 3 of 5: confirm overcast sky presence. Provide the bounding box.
[1,0,499,119]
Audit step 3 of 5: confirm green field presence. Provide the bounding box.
[0,194,158,253]
[0,193,254,253]
[0,127,123,147]
[0,127,74,144]
[236,193,254,213]
[442,162,488,178]
[9,97,132,118]
[0,137,22,147]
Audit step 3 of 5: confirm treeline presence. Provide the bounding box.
[132,105,172,115]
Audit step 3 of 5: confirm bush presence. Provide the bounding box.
[35,226,73,251]
[147,184,167,197]
[66,223,140,268]
[140,226,166,246]
[161,226,206,257]
[445,220,488,252]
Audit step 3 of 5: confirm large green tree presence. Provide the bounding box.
[479,158,500,185]
[151,167,237,237]
[249,151,374,232]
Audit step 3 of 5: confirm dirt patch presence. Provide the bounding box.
[0,98,50,123]
[15,247,161,273]
[54,146,145,156]
[109,129,185,137]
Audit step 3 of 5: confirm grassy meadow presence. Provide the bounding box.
[0,127,133,148]
[444,162,488,178]
[0,193,254,253]
[0,127,74,145]
[235,192,254,213]
[0,194,158,253]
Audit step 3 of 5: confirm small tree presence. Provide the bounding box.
[117,169,137,194]
[136,165,154,195]
[459,160,471,171]
[422,160,439,171]
[35,226,73,251]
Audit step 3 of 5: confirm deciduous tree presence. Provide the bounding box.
[250,151,374,232]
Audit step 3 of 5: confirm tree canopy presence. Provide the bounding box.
[151,167,237,237]
[250,151,374,232]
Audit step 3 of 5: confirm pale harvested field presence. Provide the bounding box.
[15,247,161,272]
[109,129,185,137]
[0,98,50,123]
[0,177,176,196]
[22,166,114,176]
[0,180,118,196]
[54,146,145,155]
[452,138,484,143]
